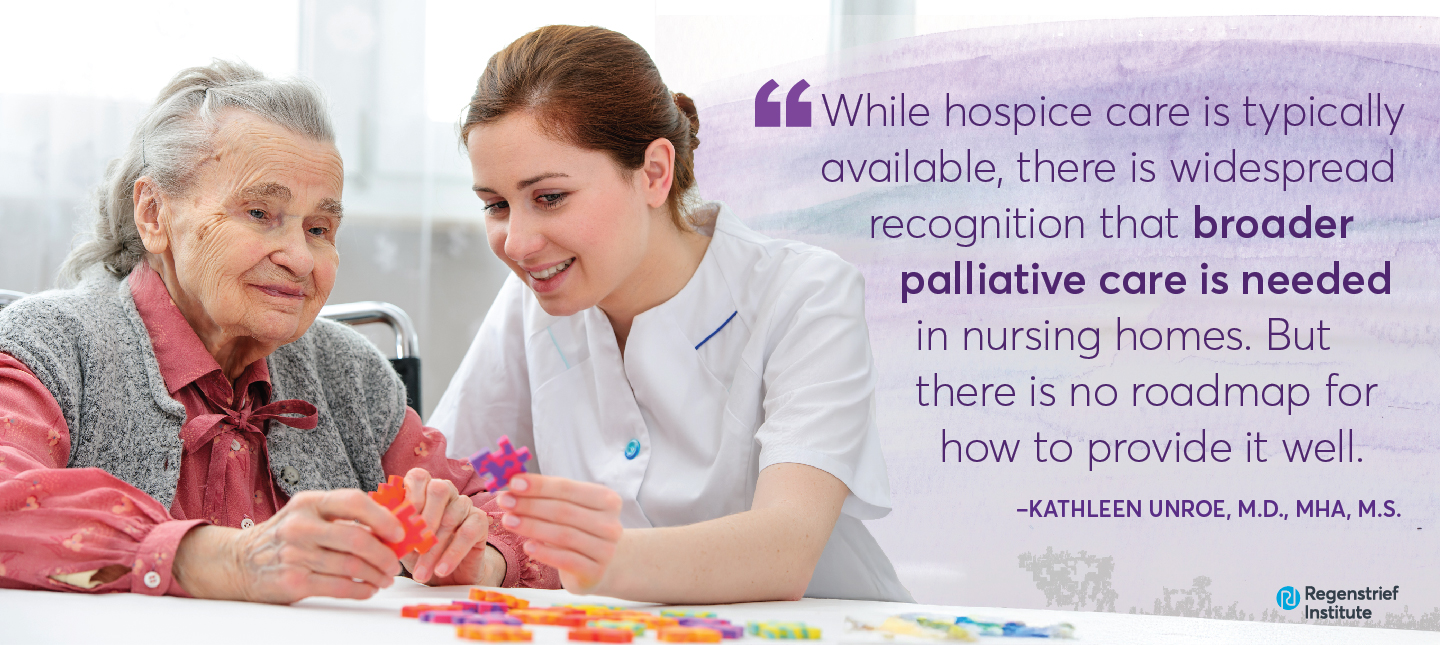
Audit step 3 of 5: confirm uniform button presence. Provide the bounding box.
[240,518,255,529]
[143,571,161,589]
[624,439,641,460]
[281,466,300,485]
[231,439,242,451]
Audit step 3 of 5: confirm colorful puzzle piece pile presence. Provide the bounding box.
[368,475,436,558]
[466,435,532,491]
[400,587,856,644]
[401,593,526,621]
[849,613,1076,640]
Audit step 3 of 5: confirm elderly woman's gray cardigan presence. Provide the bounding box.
[0,270,407,508]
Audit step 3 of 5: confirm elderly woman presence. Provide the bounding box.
[0,61,550,601]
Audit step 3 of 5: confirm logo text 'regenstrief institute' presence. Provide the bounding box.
[1277,585,1400,620]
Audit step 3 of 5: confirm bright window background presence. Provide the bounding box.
[2,0,1429,105]
[2,0,1433,441]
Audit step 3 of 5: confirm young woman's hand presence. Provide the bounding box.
[399,467,496,585]
[174,489,404,603]
[494,474,624,593]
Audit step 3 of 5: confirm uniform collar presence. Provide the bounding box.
[630,202,742,351]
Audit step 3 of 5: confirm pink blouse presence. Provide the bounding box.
[0,263,559,594]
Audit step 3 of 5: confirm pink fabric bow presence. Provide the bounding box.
[179,376,318,521]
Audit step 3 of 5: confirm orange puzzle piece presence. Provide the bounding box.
[658,627,723,643]
[457,625,533,642]
[568,627,635,643]
[468,589,531,609]
[400,602,462,618]
[622,615,679,629]
[368,475,436,557]
[510,608,588,627]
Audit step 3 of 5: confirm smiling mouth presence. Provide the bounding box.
[527,257,574,281]
[253,284,306,299]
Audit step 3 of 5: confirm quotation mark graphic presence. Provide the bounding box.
[1276,585,1300,610]
[755,79,811,127]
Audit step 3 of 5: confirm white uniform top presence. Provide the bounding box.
[430,202,911,602]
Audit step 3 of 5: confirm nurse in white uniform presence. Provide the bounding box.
[430,25,911,604]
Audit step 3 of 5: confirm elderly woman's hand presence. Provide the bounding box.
[399,467,498,586]
[173,489,405,603]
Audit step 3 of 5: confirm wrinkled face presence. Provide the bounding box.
[158,111,344,348]
[466,113,652,317]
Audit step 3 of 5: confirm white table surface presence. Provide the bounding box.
[2,579,1436,645]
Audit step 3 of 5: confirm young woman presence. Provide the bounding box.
[431,25,911,604]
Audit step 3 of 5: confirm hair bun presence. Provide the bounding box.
[673,92,700,150]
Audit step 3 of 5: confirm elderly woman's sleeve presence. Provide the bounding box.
[0,353,205,595]
[382,407,560,589]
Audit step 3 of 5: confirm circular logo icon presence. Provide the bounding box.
[1277,586,1300,610]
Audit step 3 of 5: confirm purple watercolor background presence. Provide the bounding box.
[687,16,1440,627]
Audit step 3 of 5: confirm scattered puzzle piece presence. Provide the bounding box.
[676,618,728,627]
[563,604,626,617]
[711,625,744,639]
[468,589,530,609]
[457,625,533,642]
[401,603,462,618]
[421,610,484,624]
[457,614,524,626]
[661,610,717,618]
[676,618,741,639]
[622,615,679,629]
[874,616,976,641]
[568,627,635,643]
[456,600,510,614]
[591,620,647,635]
[467,435,532,491]
[368,475,436,557]
[658,627,723,643]
[510,608,588,627]
[747,621,821,639]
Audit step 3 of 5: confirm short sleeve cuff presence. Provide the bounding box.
[130,519,208,596]
[758,447,890,520]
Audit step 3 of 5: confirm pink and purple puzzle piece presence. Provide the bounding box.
[468,435,532,491]
[677,618,743,639]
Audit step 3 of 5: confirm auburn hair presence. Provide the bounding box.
[461,25,701,228]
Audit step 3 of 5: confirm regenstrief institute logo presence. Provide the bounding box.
[1276,584,1401,620]
[1276,586,1301,610]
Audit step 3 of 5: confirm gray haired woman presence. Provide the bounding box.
[0,61,543,601]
